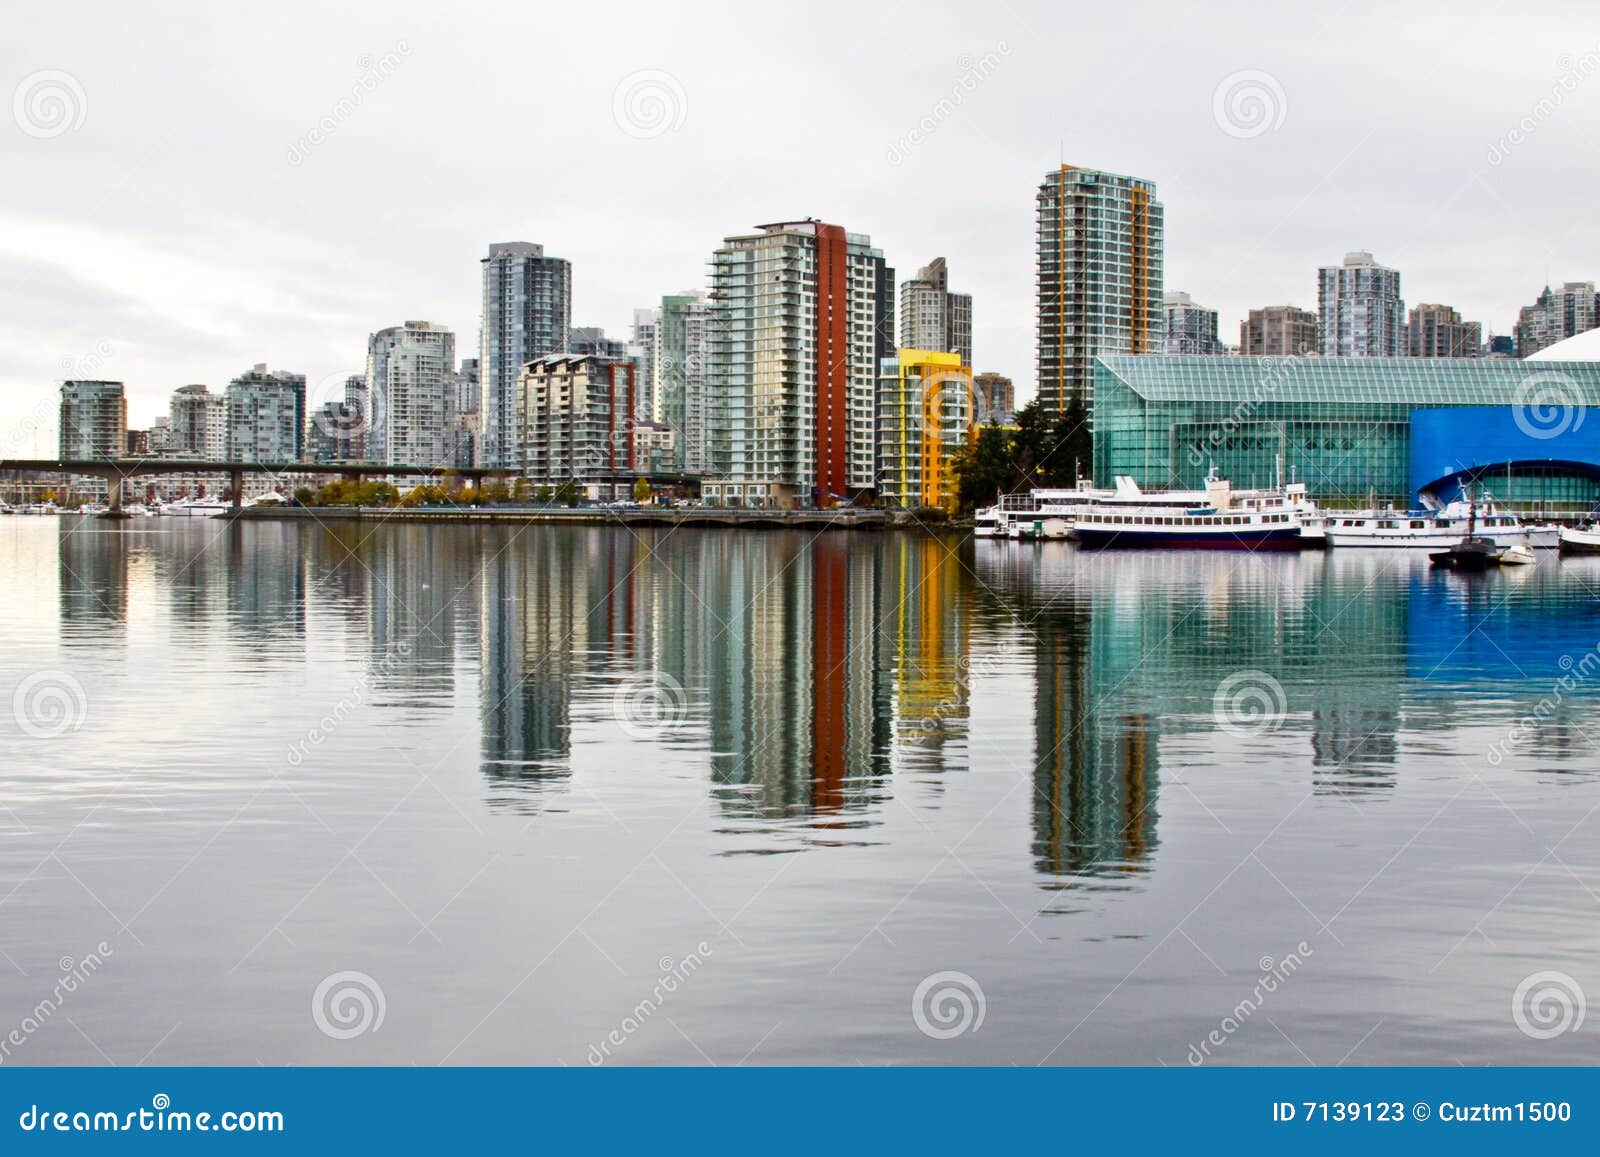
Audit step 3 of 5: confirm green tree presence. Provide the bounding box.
[632,477,652,503]
[952,425,1019,514]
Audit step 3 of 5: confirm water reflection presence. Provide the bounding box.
[51,522,1600,881]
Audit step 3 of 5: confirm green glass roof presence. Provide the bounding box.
[1096,355,1600,404]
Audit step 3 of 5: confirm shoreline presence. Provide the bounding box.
[225,505,969,533]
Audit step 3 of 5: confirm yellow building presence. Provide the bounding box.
[876,349,976,512]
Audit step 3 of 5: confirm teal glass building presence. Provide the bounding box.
[1093,355,1600,512]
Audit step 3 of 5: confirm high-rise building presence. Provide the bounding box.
[168,385,226,459]
[630,308,660,423]
[224,364,306,462]
[567,326,628,358]
[479,241,571,467]
[876,349,976,512]
[706,219,889,506]
[514,354,636,495]
[898,257,973,366]
[59,381,126,460]
[1515,282,1599,358]
[1406,303,1482,358]
[1240,305,1320,357]
[307,402,359,463]
[453,358,480,469]
[1163,292,1224,354]
[973,372,1015,422]
[367,321,457,468]
[1036,165,1164,416]
[1318,251,1405,357]
[657,290,712,474]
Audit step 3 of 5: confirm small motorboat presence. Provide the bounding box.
[1559,523,1600,556]
[1499,541,1536,566]
[1431,535,1505,570]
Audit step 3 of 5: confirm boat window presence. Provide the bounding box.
[1410,521,1425,529]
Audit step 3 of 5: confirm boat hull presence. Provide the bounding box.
[1559,527,1600,556]
[1073,526,1304,551]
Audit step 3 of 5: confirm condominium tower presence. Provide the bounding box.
[168,385,226,460]
[1515,282,1599,357]
[706,220,890,505]
[367,321,458,468]
[899,257,973,366]
[1407,303,1482,358]
[1240,306,1319,357]
[1162,292,1223,354]
[479,241,571,468]
[58,381,127,460]
[657,290,713,474]
[1036,165,1165,415]
[1318,251,1405,357]
[224,364,306,462]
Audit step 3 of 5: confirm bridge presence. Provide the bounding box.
[0,458,517,513]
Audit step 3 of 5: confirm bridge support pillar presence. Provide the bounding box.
[230,468,244,510]
[106,472,123,513]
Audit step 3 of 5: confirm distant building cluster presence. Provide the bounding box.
[55,161,1600,511]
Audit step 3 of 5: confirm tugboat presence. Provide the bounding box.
[1429,501,1505,570]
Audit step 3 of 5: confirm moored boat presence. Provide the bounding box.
[1327,494,1551,549]
[1558,523,1600,556]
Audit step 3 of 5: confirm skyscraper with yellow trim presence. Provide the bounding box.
[1035,165,1164,417]
[876,349,976,512]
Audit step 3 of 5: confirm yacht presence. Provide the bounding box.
[973,505,1002,538]
[1325,494,1554,549]
[17,502,59,515]
[160,497,232,518]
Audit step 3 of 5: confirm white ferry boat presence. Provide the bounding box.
[1325,495,1555,549]
[1071,474,1319,551]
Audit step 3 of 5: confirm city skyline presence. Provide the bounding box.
[5,2,1598,449]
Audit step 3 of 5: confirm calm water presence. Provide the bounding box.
[2,516,1599,1066]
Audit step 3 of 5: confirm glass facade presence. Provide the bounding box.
[1094,355,1600,511]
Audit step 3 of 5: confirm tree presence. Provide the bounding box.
[554,480,581,507]
[952,425,1019,514]
[632,477,652,503]
[292,487,314,506]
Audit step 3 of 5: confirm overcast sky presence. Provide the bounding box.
[4,0,1598,451]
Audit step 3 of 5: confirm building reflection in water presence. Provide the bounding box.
[54,521,1600,876]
